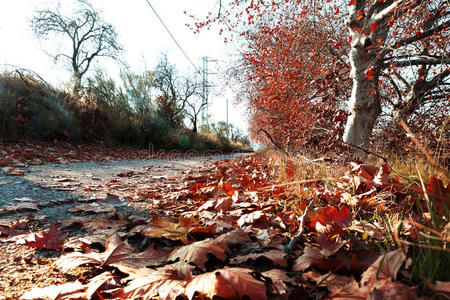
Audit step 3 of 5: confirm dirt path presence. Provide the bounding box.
[0,154,242,222]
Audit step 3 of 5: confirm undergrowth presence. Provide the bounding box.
[265,149,449,296]
[0,70,251,153]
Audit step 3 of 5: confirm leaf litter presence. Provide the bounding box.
[0,147,448,299]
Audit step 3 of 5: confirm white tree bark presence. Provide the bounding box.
[342,35,381,149]
[343,0,395,149]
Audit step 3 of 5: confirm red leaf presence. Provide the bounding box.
[366,68,374,81]
[25,223,66,250]
[286,160,296,178]
[370,23,378,32]
[309,206,352,230]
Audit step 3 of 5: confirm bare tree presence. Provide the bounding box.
[153,55,200,126]
[31,0,123,93]
[185,96,208,133]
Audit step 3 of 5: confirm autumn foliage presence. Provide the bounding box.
[191,0,449,153]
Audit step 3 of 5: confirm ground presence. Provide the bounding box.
[0,142,448,299]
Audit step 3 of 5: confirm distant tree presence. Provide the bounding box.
[31,0,123,93]
[121,71,155,124]
[153,55,200,127]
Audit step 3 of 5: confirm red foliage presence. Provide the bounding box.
[25,223,67,251]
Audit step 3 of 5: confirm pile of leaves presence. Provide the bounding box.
[2,154,449,299]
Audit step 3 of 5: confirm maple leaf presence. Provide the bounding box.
[262,269,297,295]
[85,271,121,299]
[20,281,86,300]
[302,270,358,297]
[25,223,66,251]
[55,233,168,271]
[360,249,405,286]
[230,249,288,267]
[237,210,269,227]
[142,215,215,244]
[112,267,186,300]
[167,238,227,271]
[185,267,268,300]
[214,228,251,250]
[309,206,352,235]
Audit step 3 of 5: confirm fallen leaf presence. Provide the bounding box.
[25,223,66,251]
[55,233,153,271]
[214,228,250,250]
[302,270,358,298]
[285,160,296,178]
[168,238,227,271]
[360,249,406,286]
[142,215,213,244]
[20,281,86,300]
[185,267,267,300]
[230,249,288,267]
[85,271,121,299]
[262,269,297,295]
[112,267,186,300]
[237,210,268,227]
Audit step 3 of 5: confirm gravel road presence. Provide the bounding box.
[0,154,243,222]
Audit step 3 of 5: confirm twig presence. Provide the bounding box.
[399,119,449,182]
[257,128,286,153]
[343,141,387,162]
[283,200,314,252]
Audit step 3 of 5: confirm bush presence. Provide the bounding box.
[0,71,78,142]
[0,69,252,153]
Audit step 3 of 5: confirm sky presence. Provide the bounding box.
[0,0,248,132]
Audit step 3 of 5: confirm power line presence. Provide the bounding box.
[143,0,199,72]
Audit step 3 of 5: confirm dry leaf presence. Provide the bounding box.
[25,223,66,251]
[20,281,86,300]
[168,238,227,271]
[230,249,288,267]
[185,267,267,300]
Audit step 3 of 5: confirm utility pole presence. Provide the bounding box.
[201,56,217,127]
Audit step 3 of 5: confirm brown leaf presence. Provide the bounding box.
[142,215,212,244]
[292,246,324,272]
[262,269,297,295]
[214,228,250,250]
[85,271,120,299]
[317,234,346,257]
[230,250,288,267]
[55,233,137,271]
[302,270,358,298]
[237,210,268,227]
[20,281,86,300]
[112,267,186,300]
[185,267,267,300]
[214,196,234,212]
[360,249,406,286]
[0,202,39,216]
[168,238,227,271]
[162,261,197,278]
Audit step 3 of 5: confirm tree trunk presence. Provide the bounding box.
[343,22,382,150]
[73,71,82,94]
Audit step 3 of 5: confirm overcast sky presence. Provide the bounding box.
[0,0,248,132]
